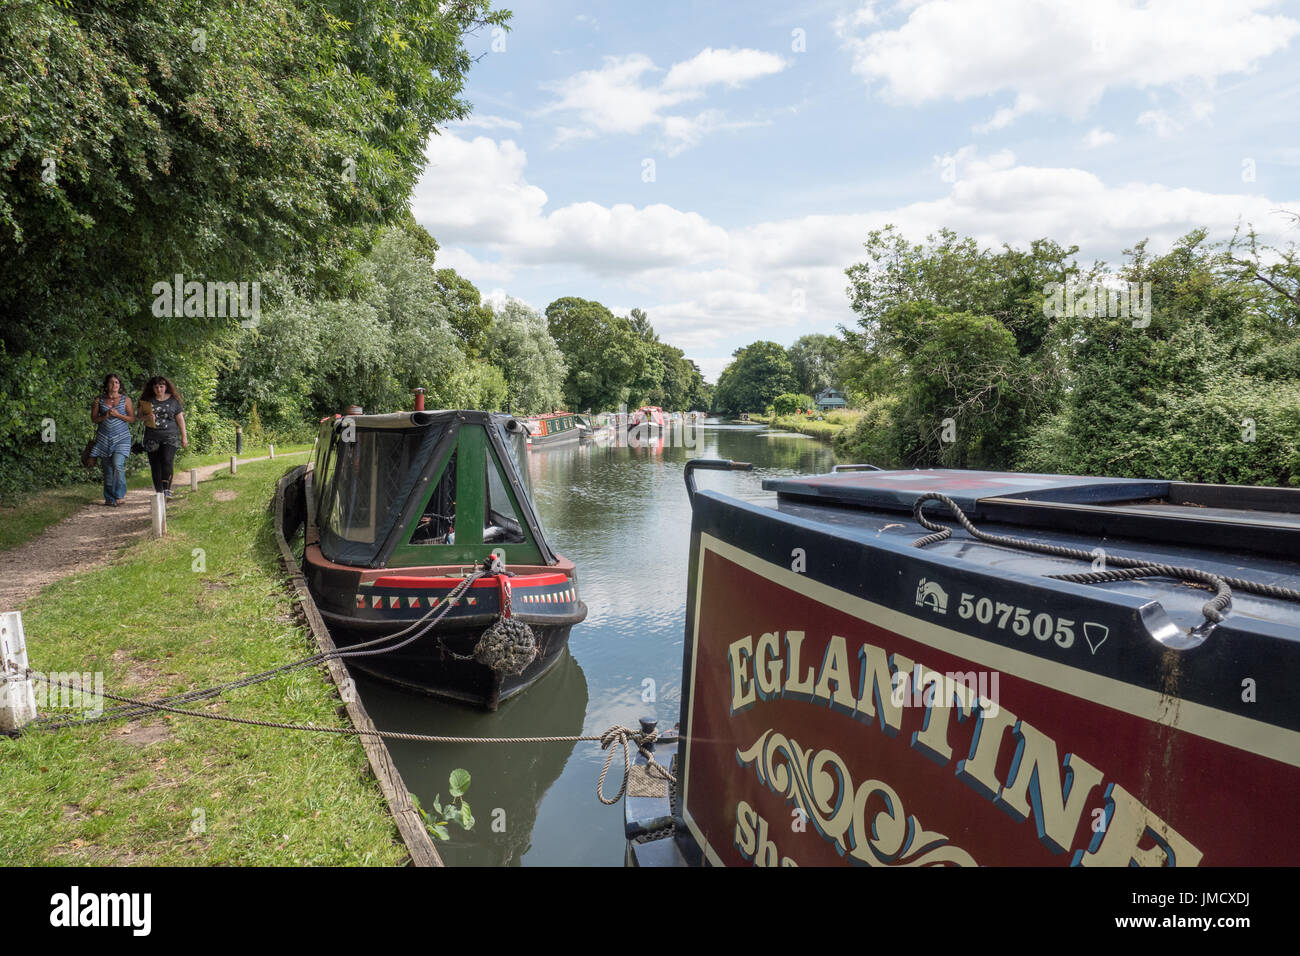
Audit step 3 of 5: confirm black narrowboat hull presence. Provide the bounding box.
[317,606,585,709]
[305,543,587,711]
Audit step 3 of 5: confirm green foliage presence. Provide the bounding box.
[434,268,494,357]
[713,342,797,416]
[1016,232,1300,485]
[0,0,509,496]
[772,393,816,416]
[787,334,841,396]
[546,297,643,411]
[413,770,475,841]
[216,227,486,423]
[829,224,1299,485]
[833,395,903,467]
[486,299,568,413]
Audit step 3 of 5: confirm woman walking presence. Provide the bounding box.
[89,374,135,506]
[139,376,188,497]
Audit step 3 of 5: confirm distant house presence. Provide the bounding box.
[815,387,848,413]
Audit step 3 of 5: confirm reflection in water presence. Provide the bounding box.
[355,650,588,867]
[360,422,837,865]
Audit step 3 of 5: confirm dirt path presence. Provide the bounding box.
[0,454,303,611]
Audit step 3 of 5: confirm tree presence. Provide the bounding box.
[1019,231,1300,484]
[434,268,494,356]
[712,342,797,416]
[486,299,568,414]
[787,334,841,397]
[545,297,642,411]
[0,0,509,497]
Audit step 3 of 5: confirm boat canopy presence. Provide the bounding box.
[312,410,552,569]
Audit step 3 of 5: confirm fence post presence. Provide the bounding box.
[190,468,198,491]
[151,493,167,538]
[269,443,275,460]
[0,611,37,732]
[230,455,237,475]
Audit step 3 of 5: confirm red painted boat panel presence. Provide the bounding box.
[680,535,1300,867]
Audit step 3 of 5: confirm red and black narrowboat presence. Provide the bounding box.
[625,462,1300,866]
[303,409,587,710]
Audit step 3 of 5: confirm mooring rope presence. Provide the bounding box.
[30,565,490,730]
[909,491,1300,629]
[23,671,676,802]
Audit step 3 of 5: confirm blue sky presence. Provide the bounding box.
[410,0,1300,381]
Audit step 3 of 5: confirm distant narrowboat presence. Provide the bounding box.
[628,406,665,444]
[626,462,1300,866]
[521,411,582,448]
[304,407,587,709]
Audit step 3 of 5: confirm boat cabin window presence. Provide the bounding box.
[411,450,457,545]
[484,447,526,544]
[318,426,439,565]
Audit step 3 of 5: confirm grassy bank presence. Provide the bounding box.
[753,409,862,443]
[0,457,407,865]
[0,444,313,556]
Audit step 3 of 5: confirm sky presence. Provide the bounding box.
[409,0,1300,382]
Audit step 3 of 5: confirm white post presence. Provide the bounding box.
[0,611,37,732]
[269,443,275,459]
[151,493,167,538]
[229,455,237,475]
[190,468,198,491]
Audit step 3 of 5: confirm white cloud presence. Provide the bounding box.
[434,246,516,284]
[1137,108,1183,137]
[1083,127,1117,148]
[836,0,1299,130]
[452,115,523,132]
[412,133,1300,377]
[543,47,789,153]
[661,47,788,91]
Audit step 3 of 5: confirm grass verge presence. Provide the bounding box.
[0,445,314,556]
[754,410,862,443]
[0,457,407,865]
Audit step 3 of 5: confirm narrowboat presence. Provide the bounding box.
[628,406,665,441]
[303,407,587,710]
[521,411,582,448]
[626,462,1300,866]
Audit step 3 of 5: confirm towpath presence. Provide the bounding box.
[0,453,305,611]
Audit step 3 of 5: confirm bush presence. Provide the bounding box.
[1019,375,1300,485]
[832,394,903,468]
[773,392,816,416]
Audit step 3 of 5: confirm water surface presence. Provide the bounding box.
[356,422,837,865]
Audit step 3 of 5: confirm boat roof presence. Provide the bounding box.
[335,409,517,430]
[748,468,1300,634]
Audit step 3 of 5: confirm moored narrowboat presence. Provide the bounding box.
[628,406,665,440]
[626,462,1300,866]
[521,411,582,448]
[304,408,587,710]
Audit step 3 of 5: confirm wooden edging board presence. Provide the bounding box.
[272,466,443,868]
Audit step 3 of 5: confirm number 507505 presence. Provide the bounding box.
[956,593,1074,648]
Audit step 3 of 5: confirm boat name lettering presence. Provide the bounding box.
[725,630,1203,865]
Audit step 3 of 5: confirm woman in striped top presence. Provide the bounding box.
[89,373,135,506]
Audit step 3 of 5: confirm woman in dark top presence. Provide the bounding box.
[89,373,135,506]
[138,376,188,497]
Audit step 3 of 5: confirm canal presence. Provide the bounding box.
[355,422,837,866]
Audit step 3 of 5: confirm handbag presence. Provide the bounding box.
[81,440,98,468]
